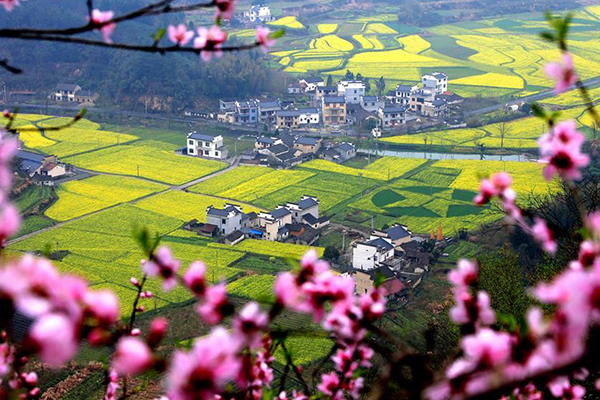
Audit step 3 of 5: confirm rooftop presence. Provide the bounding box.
[55,83,80,91]
[364,237,394,252]
[257,136,275,144]
[296,136,319,146]
[323,96,345,104]
[298,196,319,209]
[271,207,292,219]
[337,142,355,152]
[386,225,410,240]
[189,132,218,142]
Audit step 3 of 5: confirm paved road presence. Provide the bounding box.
[465,76,600,117]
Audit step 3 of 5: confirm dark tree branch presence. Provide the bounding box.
[0,33,260,55]
[0,59,22,74]
[0,0,215,37]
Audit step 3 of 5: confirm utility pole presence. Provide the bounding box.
[342,230,346,251]
[137,165,140,177]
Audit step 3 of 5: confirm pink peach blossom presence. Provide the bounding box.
[30,313,78,367]
[168,23,194,46]
[84,290,119,325]
[196,283,229,324]
[531,217,557,254]
[183,261,207,296]
[90,9,116,43]
[194,26,227,62]
[545,53,578,95]
[233,302,268,348]
[256,26,276,52]
[166,328,241,399]
[112,337,152,376]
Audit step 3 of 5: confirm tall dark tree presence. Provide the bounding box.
[326,74,333,86]
[345,70,354,81]
[376,76,386,96]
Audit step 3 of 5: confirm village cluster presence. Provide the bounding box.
[183,191,434,302]
[186,72,464,135]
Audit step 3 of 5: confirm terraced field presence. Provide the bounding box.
[17,118,138,157]
[259,6,600,96]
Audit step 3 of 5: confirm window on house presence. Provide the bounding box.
[222,219,226,224]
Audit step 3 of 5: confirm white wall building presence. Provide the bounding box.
[298,108,320,125]
[206,204,245,235]
[395,84,419,106]
[421,73,448,95]
[352,237,395,271]
[187,133,228,159]
[337,81,366,104]
[285,196,319,223]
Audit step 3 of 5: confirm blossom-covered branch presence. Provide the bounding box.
[0,0,281,71]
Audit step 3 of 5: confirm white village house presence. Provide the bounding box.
[186,133,228,159]
[352,237,395,271]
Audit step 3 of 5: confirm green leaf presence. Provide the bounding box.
[531,103,547,119]
[539,31,556,42]
[152,28,166,43]
[271,28,285,39]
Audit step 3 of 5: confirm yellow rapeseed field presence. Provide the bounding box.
[268,16,304,29]
[45,175,166,221]
[317,24,338,34]
[449,73,524,89]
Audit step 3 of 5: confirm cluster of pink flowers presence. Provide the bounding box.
[474,172,558,254]
[274,250,382,399]
[427,249,600,399]
[0,252,124,397]
[0,0,19,12]
[538,120,589,182]
[545,52,578,95]
[0,126,20,245]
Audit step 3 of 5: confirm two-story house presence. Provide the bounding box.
[360,96,384,113]
[284,196,319,223]
[337,81,366,104]
[257,99,281,125]
[395,84,419,106]
[322,96,347,126]
[16,150,67,179]
[235,100,259,125]
[294,136,322,154]
[206,204,245,235]
[352,237,395,271]
[187,133,228,159]
[314,86,338,106]
[371,224,412,247]
[378,105,406,129]
[422,72,448,95]
[257,208,293,241]
[299,77,324,93]
[51,83,81,102]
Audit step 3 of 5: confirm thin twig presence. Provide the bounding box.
[0,33,259,55]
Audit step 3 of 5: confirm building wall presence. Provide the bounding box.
[207,213,242,235]
[355,271,373,295]
[353,245,378,270]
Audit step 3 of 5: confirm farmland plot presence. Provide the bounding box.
[65,141,226,185]
[46,175,166,221]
